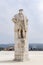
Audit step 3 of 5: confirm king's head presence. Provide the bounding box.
[19,9,23,14]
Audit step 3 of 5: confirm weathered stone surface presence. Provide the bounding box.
[12,9,28,61]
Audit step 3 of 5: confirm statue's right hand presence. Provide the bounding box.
[12,18,17,23]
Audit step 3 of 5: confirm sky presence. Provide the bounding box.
[0,0,43,44]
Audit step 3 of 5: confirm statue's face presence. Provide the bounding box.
[19,10,23,14]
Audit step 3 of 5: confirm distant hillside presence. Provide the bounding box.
[0,44,14,48]
[0,43,43,51]
[29,43,43,51]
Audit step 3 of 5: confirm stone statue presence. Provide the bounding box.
[12,9,28,61]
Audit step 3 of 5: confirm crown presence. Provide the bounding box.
[19,9,23,11]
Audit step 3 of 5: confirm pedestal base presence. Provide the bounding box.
[14,39,28,61]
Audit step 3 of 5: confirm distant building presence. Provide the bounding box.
[4,46,14,51]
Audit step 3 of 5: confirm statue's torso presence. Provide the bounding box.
[15,13,28,31]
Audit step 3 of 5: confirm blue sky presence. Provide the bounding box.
[0,0,43,44]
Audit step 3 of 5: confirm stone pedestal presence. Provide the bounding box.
[14,39,28,61]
